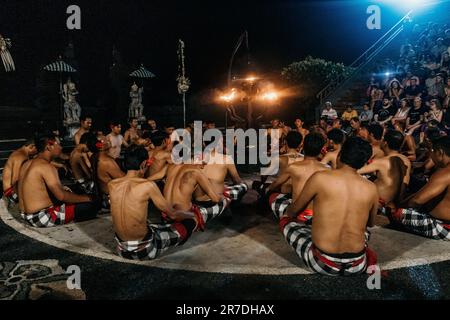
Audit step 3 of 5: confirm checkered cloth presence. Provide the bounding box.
[116,219,196,260]
[390,208,450,240]
[117,198,231,260]
[280,218,375,276]
[21,204,75,227]
[3,186,18,209]
[269,193,314,223]
[223,183,248,200]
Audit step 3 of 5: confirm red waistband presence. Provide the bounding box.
[297,209,313,222]
[3,186,15,197]
[311,245,366,270]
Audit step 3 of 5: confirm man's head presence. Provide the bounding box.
[148,119,157,130]
[80,115,93,130]
[338,137,373,170]
[129,117,138,128]
[294,118,304,128]
[271,119,280,128]
[413,96,422,108]
[363,103,370,111]
[332,118,342,129]
[325,101,332,110]
[303,132,326,157]
[368,123,384,142]
[431,136,450,168]
[84,132,101,153]
[383,98,391,107]
[152,133,171,148]
[205,120,216,130]
[23,137,37,156]
[285,131,303,150]
[36,133,62,159]
[382,129,404,152]
[110,120,122,135]
[350,117,360,130]
[124,145,149,174]
[327,129,345,149]
[411,78,417,86]
[346,104,353,112]
[164,125,175,135]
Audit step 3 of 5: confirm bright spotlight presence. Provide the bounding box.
[375,0,438,11]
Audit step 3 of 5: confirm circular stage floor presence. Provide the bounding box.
[2,198,450,275]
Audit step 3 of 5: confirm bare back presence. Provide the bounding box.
[96,153,125,194]
[289,159,330,202]
[2,148,29,190]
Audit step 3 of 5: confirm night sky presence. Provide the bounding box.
[0,0,433,123]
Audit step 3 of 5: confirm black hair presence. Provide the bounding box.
[384,129,405,151]
[303,132,326,157]
[24,137,35,146]
[368,123,384,140]
[110,120,121,127]
[35,133,57,153]
[152,134,169,147]
[350,117,360,123]
[124,145,149,171]
[84,132,100,153]
[327,128,345,145]
[80,114,92,122]
[425,127,442,144]
[129,117,137,122]
[433,136,450,157]
[285,131,303,149]
[340,137,373,169]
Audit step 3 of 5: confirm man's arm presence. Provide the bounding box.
[266,168,291,193]
[357,159,382,176]
[367,190,379,228]
[147,164,168,181]
[400,171,449,208]
[194,170,221,203]
[285,173,319,218]
[43,165,91,203]
[146,182,194,221]
[227,163,242,185]
[107,160,125,179]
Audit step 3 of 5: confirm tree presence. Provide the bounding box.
[281,56,353,121]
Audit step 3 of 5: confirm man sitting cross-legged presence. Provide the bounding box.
[2,137,37,208]
[280,137,379,276]
[193,136,248,219]
[164,160,235,232]
[267,132,330,223]
[145,133,174,184]
[357,130,411,214]
[389,136,450,240]
[70,132,95,194]
[109,145,197,260]
[18,134,98,227]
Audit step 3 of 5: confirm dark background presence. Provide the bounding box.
[0,0,422,128]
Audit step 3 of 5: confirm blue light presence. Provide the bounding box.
[374,0,438,12]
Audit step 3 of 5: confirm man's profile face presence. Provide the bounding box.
[131,119,138,128]
[112,125,121,134]
[82,118,92,130]
[414,98,421,107]
[383,99,390,106]
[49,139,62,158]
[294,119,302,127]
[148,120,156,129]
[350,120,359,129]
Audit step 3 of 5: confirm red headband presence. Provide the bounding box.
[95,141,104,150]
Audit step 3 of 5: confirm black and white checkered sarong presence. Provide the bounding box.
[21,204,75,228]
[392,208,450,240]
[223,183,248,200]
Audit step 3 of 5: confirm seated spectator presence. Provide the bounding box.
[391,98,411,126]
[388,79,404,108]
[341,104,358,122]
[428,74,446,101]
[359,103,373,124]
[404,77,424,100]
[321,101,338,120]
[406,97,427,136]
[374,98,396,126]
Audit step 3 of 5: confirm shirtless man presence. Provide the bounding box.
[87,134,125,211]
[321,129,345,169]
[367,123,385,161]
[2,138,37,208]
[193,137,247,204]
[107,121,128,159]
[18,134,97,227]
[281,137,378,276]
[70,132,95,194]
[391,136,450,240]
[124,117,140,145]
[294,118,309,138]
[164,162,232,232]
[358,130,411,213]
[394,121,416,161]
[73,115,92,145]
[145,134,173,182]
[109,145,197,260]
[268,132,330,223]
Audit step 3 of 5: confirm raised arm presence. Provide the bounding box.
[107,160,125,179]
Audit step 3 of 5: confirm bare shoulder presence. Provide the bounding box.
[433,166,450,183]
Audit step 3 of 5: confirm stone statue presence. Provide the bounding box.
[62,78,81,139]
[129,82,144,120]
[0,34,15,72]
